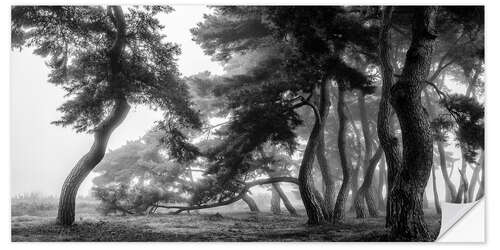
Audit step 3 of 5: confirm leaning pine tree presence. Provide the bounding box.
[11,6,201,225]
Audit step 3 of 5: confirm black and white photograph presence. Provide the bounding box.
[8,3,486,243]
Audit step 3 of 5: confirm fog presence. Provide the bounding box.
[10,5,223,197]
[10,5,475,204]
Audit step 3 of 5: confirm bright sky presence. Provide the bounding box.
[10,6,223,197]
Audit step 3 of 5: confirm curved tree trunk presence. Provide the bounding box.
[353,90,381,218]
[333,84,352,223]
[315,85,335,221]
[242,193,260,212]
[431,166,441,214]
[56,6,129,226]
[354,147,383,218]
[388,7,438,241]
[377,6,403,228]
[270,186,282,214]
[298,82,329,225]
[273,183,297,216]
[57,98,130,225]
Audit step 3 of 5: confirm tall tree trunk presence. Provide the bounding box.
[242,193,260,212]
[271,186,281,214]
[57,98,130,225]
[388,6,438,241]
[424,90,457,202]
[431,166,441,214]
[57,6,129,226]
[272,183,298,216]
[353,90,381,218]
[354,147,384,218]
[333,84,352,223]
[315,83,335,221]
[378,6,403,228]
[298,82,329,225]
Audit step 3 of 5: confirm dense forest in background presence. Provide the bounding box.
[11,5,484,242]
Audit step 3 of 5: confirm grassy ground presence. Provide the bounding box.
[11,209,441,242]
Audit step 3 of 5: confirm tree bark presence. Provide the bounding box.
[354,147,383,218]
[315,83,335,221]
[333,84,352,223]
[242,193,260,212]
[56,6,129,226]
[298,82,329,224]
[57,98,130,225]
[377,6,403,228]
[272,182,298,216]
[353,90,382,218]
[388,6,438,241]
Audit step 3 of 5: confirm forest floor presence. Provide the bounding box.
[11,209,441,242]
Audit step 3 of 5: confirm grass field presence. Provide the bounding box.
[10,194,441,242]
[11,210,441,242]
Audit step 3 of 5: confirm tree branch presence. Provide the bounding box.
[153,177,299,214]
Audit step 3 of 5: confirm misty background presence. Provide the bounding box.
[10,5,222,197]
[10,5,467,202]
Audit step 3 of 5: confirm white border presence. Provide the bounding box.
[2,0,495,249]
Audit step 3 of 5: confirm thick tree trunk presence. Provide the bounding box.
[333,84,352,223]
[377,6,403,228]
[57,98,130,225]
[242,194,260,212]
[431,166,441,214]
[388,7,438,241]
[56,6,129,226]
[354,147,383,218]
[298,82,329,224]
[270,186,281,214]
